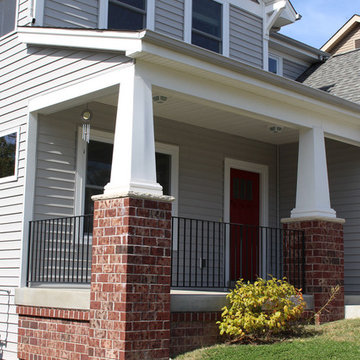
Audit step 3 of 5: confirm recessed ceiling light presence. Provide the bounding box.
[268,125,283,134]
[153,95,168,104]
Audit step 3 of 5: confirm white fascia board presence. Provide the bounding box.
[17,27,144,53]
[137,39,360,124]
[17,27,360,134]
[269,35,322,62]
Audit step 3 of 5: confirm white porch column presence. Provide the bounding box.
[104,66,163,196]
[291,126,336,218]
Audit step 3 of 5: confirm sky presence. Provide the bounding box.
[280,0,359,49]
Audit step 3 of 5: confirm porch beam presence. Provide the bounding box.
[104,66,163,196]
[291,126,336,219]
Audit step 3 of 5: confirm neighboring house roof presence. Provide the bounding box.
[299,48,360,104]
[321,14,360,54]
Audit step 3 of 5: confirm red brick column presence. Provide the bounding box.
[282,219,344,323]
[88,195,172,360]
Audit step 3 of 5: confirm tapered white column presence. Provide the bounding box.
[291,127,336,218]
[104,66,163,196]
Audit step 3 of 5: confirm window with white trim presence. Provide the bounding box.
[76,130,178,217]
[108,0,146,30]
[192,0,222,53]
[0,0,17,38]
[0,128,19,183]
[268,54,282,75]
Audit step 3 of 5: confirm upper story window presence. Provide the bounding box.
[268,55,282,75]
[0,0,17,38]
[192,0,222,53]
[108,0,146,31]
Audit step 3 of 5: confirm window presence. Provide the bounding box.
[0,0,17,38]
[156,152,171,196]
[192,0,222,53]
[0,129,18,183]
[84,140,113,215]
[108,0,146,30]
[268,57,278,74]
[268,55,282,75]
[76,129,179,217]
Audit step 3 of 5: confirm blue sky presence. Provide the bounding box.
[280,0,359,49]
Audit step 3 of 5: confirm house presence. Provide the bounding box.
[1,1,360,359]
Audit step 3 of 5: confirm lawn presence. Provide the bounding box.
[174,319,360,360]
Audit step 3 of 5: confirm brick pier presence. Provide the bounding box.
[282,218,344,323]
[88,195,173,360]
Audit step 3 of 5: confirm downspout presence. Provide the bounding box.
[263,0,286,71]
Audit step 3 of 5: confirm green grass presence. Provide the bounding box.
[175,319,360,360]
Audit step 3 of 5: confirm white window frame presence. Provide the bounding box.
[0,0,19,40]
[185,0,229,56]
[268,53,283,76]
[0,127,20,184]
[75,129,179,218]
[75,128,114,216]
[98,0,155,30]
[155,142,179,218]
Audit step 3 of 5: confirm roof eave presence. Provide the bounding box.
[16,26,360,116]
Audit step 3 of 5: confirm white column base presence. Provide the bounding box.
[104,180,163,197]
[290,208,337,219]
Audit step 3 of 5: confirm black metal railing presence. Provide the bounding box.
[27,215,93,285]
[171,217,305,290]
[27,215,305,291]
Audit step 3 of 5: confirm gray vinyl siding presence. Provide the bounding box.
[229,4,263,68]
[279,139,360,295]
[154,117,277,226]
[283,58,308,80]
[43,0,98,28]
[0,32,128,358]
[155,0,184,40]
[279,142,297,221]
[33,103,116,219]
[326,140,360,296]
[34,113,277,225]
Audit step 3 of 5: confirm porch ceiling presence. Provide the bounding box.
[96,88,299,145]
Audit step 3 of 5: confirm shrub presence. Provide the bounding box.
[218,277,305,341]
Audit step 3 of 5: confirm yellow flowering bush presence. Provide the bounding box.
[218,277,305,341]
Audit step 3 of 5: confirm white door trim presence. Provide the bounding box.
[223,158,269,283]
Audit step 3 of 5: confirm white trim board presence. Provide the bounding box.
[20,113,38,287]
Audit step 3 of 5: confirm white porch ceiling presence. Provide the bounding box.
[96,88,299,145]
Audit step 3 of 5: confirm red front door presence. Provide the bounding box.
[230,168,260,282]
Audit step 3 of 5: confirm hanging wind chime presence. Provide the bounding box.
[81,105,93,143]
